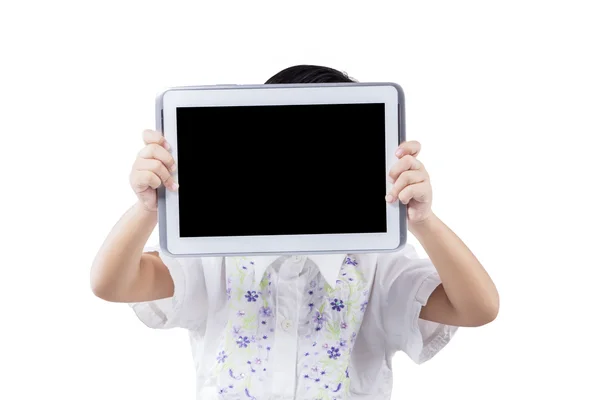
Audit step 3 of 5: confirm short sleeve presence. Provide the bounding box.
[376,244,458,364]
[128,244,208,331]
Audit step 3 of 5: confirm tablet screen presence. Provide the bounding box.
[176,103,387,237]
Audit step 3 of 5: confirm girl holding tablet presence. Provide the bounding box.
[91,65,499,400]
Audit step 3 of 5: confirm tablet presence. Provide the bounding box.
[155,82,407,257]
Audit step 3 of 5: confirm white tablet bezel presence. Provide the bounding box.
[156,83,406,256]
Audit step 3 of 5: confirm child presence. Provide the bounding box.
[91,65,499,400]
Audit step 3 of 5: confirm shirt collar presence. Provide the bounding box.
[252,254,347,288]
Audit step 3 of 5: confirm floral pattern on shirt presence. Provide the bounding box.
[210,256,369,400]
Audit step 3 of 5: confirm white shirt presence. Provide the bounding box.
[130,244,457,400]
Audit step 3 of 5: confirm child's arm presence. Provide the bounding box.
[387,140,499,327]
[90,129,178,303]
[410,215,498,326]
[90,202,173,303]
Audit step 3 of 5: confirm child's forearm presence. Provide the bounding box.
[90,202,158,300]
[409,213,499,325]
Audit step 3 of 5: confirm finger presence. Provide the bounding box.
[134,158,177,190]
[142,129,170,150]
[386,170,426,202]
[395,140,421,158]
[138,143,176,171]
[388,155,424,182]
[398,182,430,205]
[130,170,162,193]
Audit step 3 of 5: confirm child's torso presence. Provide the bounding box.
[192,255,387,400]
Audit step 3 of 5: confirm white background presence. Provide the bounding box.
[1,1,599,399]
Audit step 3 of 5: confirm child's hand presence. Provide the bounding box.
[129,130,178,212]
[385,141,433,224]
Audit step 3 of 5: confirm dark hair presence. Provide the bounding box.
[265,65,355,84]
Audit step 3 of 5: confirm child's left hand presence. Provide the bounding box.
[386,140,433,224]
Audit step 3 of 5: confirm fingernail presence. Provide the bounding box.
[170,164,177,172]
[164,141,171,150]
[395,149,403,157]
[171,182,179,191]
[387,176,394,183]
[385,194,394,203]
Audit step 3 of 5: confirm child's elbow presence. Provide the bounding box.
[90,273,111,300]
[472,295,500,326]
[90,263,118,301]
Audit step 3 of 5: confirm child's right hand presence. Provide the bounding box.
[129,129,178,212]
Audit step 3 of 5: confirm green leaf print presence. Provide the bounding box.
[325,284,335,296]
[259,277,269,292]
[235,288,245,302]
[319,302,326,315]
[320,357,339,370]
[343,379,351,397]
[234,257,246,285]
[242,315,257,330]
[317,388,331,400]
[326,322,340,338]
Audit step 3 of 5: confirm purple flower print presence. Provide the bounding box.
[236,336,250,348]
[339,340,347,348]
[259,306,272,317]
[232,325,242,335]
[226,287,232,300]
[360,301,368,312]
[344,257,358,266]
[340,321,347,329]
[217,351,227,363]
[245,291,258,302]
[330,299,345,312]
[327,346,341,360]
[310,280,317,288]
[313,311,326,330]
[229,369,245,380]
[245,388,257,400]
[237,310,246,317]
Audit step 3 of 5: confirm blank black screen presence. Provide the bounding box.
[176,103,387,237]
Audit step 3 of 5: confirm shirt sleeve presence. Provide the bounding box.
[376,244,458,364]
[128,244,208,332]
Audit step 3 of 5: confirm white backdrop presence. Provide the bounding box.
[1,1,599,399]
